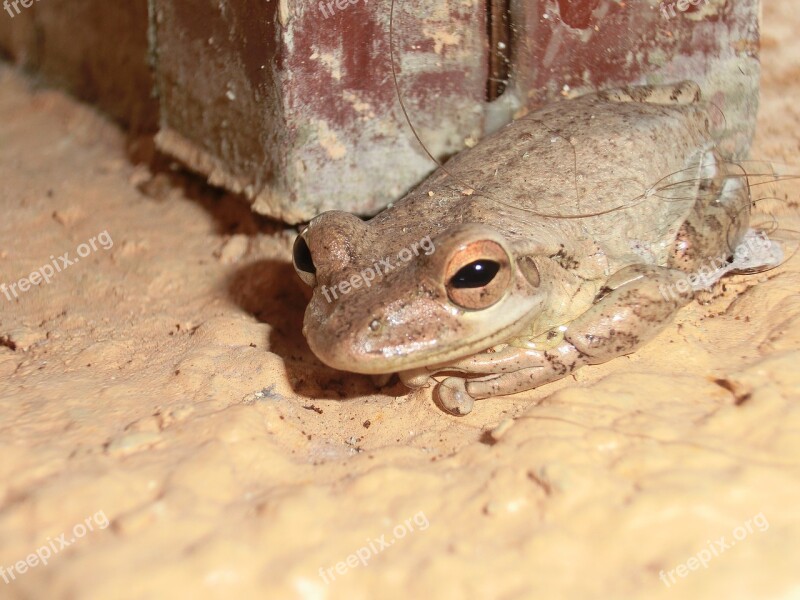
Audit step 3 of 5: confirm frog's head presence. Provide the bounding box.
[293,211,544,374]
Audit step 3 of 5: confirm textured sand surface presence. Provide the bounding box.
[1,3,799,599]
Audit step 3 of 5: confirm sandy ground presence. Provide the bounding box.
[1,2,799,599]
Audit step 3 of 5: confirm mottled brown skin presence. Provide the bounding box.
[294,82,751,415]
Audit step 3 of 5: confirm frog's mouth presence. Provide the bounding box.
[307,319,531,375]
[304,290,542,376]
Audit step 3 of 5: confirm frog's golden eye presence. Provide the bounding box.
[445,240,511,310]
[292,235,317,286]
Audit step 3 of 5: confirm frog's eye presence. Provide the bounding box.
[292,234,317,286]
[445,240,511,310]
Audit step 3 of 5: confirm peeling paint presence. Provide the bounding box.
[278,0,290,27]
[312,50,342,81]
[150,0,759,224]
[315,120,348,160]
[516,0,760,160]
[421,26,462,55]
[342,90,376,119]
[686,0,726,21]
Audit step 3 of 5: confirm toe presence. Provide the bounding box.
[436,377,475,416]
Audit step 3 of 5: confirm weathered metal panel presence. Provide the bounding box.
[1,0,760,223]
[511,0,760,158]
[151,0,286,208]
[151,0,489,223]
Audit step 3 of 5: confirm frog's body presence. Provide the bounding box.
[293,82,759,415]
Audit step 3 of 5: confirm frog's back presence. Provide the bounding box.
[418,84,717,270]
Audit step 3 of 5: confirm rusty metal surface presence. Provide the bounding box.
[151,0,286,209]
[152,0,759,222]
[0,0,760,222]
[511,0,760,159]
[151,0,488,223]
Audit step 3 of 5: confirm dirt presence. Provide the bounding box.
[0,2,799,599]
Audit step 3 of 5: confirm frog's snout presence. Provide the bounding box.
[304,295,450,375]
[292,211,371,289]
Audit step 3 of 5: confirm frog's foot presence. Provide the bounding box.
[436,377,475,416]
[433,342,583,415]
[437,346,548,374]
[402,346,554,415]
[431,264,694,415]
[397,346,546,390]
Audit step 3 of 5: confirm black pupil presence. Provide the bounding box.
[293,236,316,274]
[450,260,500,288]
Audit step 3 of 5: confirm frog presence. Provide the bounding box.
[292,81,778,415]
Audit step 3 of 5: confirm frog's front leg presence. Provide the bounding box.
[425,265,694,415]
